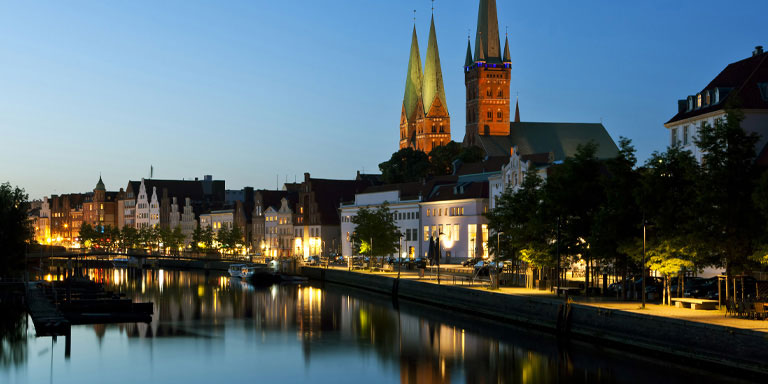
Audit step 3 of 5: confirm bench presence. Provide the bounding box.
[671,298,718,310]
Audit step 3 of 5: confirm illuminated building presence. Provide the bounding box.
[252,185,301,255]
[340,184,422,260]
[399,13,451,153]
[297,173,375,259]
[83,176,119,229]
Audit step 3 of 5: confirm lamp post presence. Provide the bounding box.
[642,214,647,309]
[495,231,504,290]
[398,234,403,279]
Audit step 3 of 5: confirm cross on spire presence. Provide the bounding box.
[432,0,435,14]
[413,9,416,23]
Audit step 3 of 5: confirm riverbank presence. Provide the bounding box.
[302,266,768,378]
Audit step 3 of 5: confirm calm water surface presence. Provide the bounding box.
[0,268,748,383]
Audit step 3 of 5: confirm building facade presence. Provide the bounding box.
[82,176,118,229]
[340,187,422,260]
[664,46,768,164]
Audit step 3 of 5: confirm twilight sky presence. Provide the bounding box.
[1,0,766,199]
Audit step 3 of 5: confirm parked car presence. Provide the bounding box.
[462,257,482,267]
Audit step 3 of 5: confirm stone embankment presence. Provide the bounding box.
[302,267,768,377]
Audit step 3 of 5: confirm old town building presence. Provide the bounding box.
[83,176,118,229]
[665,46,768,164]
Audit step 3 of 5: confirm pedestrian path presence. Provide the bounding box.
[322,265,768,332]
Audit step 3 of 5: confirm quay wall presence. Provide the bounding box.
[302,267,768,376]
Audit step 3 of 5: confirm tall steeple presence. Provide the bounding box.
[503,35,512,63]
[514,98,520,123]
[464,37,473,68]
[463,0,511,146]
[475,0,502,63]
[402,25,423,123]
[423,15,447,117]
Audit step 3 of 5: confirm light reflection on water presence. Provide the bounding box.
[0,268,745,384]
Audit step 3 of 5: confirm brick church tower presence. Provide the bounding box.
[399,15,451,153]
[463,0,512,146]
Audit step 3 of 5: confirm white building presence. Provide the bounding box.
[199,210,234,235]
[489,147,554,209]
[340,185,422,260]
[169,197,197,244]
[135,179,151,228]
[665,46,768,164]
[420,181,490,263]
[263,198,295,258]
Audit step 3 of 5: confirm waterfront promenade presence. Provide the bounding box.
[317,264,768,333]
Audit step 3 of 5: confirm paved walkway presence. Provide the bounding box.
[321,265,768,333]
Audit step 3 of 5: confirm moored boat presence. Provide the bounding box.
[228,264,246,278]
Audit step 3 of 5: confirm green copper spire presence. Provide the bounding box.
[423,15,447,116]
[95,175,105,191]
[465,38,473,67]
[402,25,423,122]
[475,0,502,63]
[503,35,511,63]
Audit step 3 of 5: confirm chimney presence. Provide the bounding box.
[754,45,764,57]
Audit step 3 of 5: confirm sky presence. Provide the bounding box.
[1,0,766,199]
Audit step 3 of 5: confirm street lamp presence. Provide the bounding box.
[642,214,647,309]
[398,234,403,279]
[494,231,504,290]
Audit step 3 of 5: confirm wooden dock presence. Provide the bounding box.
[26,282,71,336]
[26,277,153,337]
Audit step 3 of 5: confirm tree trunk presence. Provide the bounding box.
[585,255,590,296]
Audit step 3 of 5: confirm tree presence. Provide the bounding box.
[0,183,32,275]
[486,171,552,268]
[379,148,431,184]
[696,107,761,275]
[751,171,768,265]
[350,205,401,267]
[217,225,231,253]
[543,142,605,293]
[592,138,642,298]
[121,225,138,250]
[79,222,97,249]
[191,223,204,251]
[630,146,702,304]
[428,141,464,175]
[166,225,185,256]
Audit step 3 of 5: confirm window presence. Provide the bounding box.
[431,125,436,133]
[427,209,431,217]
[423,226,429,240]
[497,89,503,98]
[683,126,689,146]
[431,225,438,238]
[497,111,502,120]
[487,111,493,120]
[453,224,459,241]
[486,89,491,97]
[697,94,702,108]
[439,125,444,133]
[671,128,677,146]
[406,229,411,241]
[438,224,443,236]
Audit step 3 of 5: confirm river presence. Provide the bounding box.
[0,268,746,383]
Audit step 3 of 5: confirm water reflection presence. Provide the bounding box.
[0,301,27,368]
[3,268,744,384]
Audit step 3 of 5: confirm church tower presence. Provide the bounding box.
[399,12,450,153]
[399,25,424,150]
[417,15,451,153]
[463,0,511,146]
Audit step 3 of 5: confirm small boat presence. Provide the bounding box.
[228,264,246,278]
